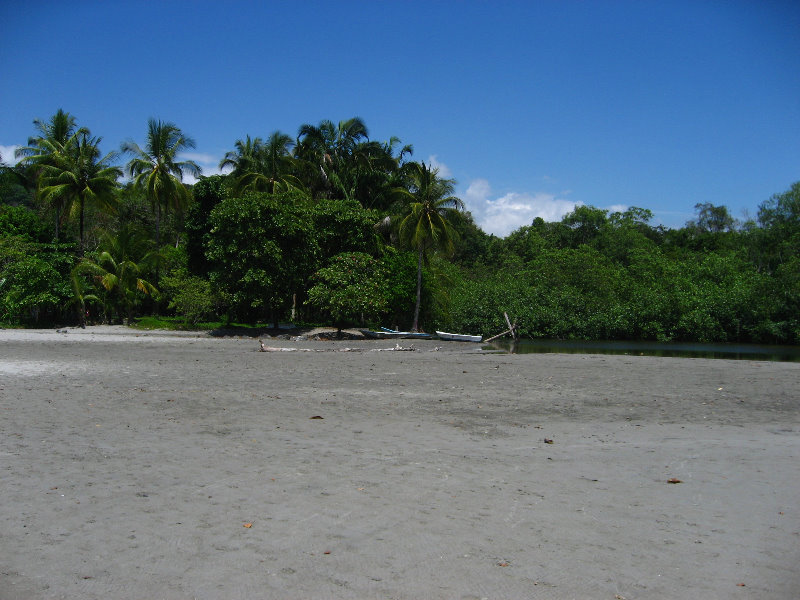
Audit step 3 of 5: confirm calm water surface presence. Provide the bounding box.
[486,339,800,362]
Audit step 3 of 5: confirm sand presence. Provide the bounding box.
[1,326,798,599]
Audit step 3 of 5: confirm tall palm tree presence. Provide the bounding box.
[397,162,464,331]
[37,131,121,252]
[122,119,201,247]
[220,131,303,195]
[15,109,84,241]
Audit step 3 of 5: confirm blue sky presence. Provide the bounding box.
[1,0,798,236]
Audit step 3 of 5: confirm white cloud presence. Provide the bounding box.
[607,204,628,214]
[179,151,219,165]
[177,151,231,184]
[462,178,582,237]
[0,145,21,165]
[426,155,452,178]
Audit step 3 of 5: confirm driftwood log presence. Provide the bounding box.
[485,312,519,343]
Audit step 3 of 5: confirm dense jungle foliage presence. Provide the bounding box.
[1,110,798,344]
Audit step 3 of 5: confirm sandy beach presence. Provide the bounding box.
[1,326,798,599]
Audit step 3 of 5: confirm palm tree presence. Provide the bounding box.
[295,117,369,199]
[73,225,159,323]
[37,131,121,252]
[397,162,464,331]
[122,119,201,247]
[348,136,414,210]
[219,135,263,178]
[16,109,79,159]
[15,109,84,241]
[220,131,304,195]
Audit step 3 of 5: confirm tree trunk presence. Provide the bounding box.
[154,202,161,291]
[412,246,423,332]
[77,302,86,329]
[78,200,85,255]
[155,202,161,247]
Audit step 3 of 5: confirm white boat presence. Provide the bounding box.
[380,327,432,339]
[360,329,432,340]
[436,331,483,342]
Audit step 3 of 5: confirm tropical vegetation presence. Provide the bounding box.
[2,108,799,345]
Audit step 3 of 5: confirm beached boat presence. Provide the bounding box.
[360,329,433,339]
[380,327,433,339]
[360,329,398,339]
[436,331,483,342]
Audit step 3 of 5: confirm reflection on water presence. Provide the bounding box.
[486,339,800,362]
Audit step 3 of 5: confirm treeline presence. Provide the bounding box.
[1,109,798,344]
[447,198,800,343]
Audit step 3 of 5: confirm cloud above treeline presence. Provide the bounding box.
[176,152,230,184]
[461,178,581,237]
[424,156,583,237]
[426,155,452,178]
[0,145,21,165]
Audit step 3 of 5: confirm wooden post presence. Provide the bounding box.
[504,312,519,341]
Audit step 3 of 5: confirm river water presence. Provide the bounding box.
[485,338,800,362]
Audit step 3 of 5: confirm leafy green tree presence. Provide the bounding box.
[562,205,609,246]
[377,248,420,329]
[122,119,201,247]
[448,210,489,266]
[0,254,66,324]
[594,212,658,266]
[114,181,155,230]
[74,225,159,323]
[184,175,228,276]
[160,267,216,325]
[307,252,389,332]
[205,193,319,323]
[447,264,530,337]
[310,199,379,261]
[766,257,800,342]
[500,223,549,265]
[0,161,35,208]
[751,182,800,340]
[673,203,740,253]
[609,206,654,228]
[0,235,73,324]
[759,182,800,232]
[0,205,49,242]
[690,202,736,233]
[757,181,800,270]
[397,161,464,331]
